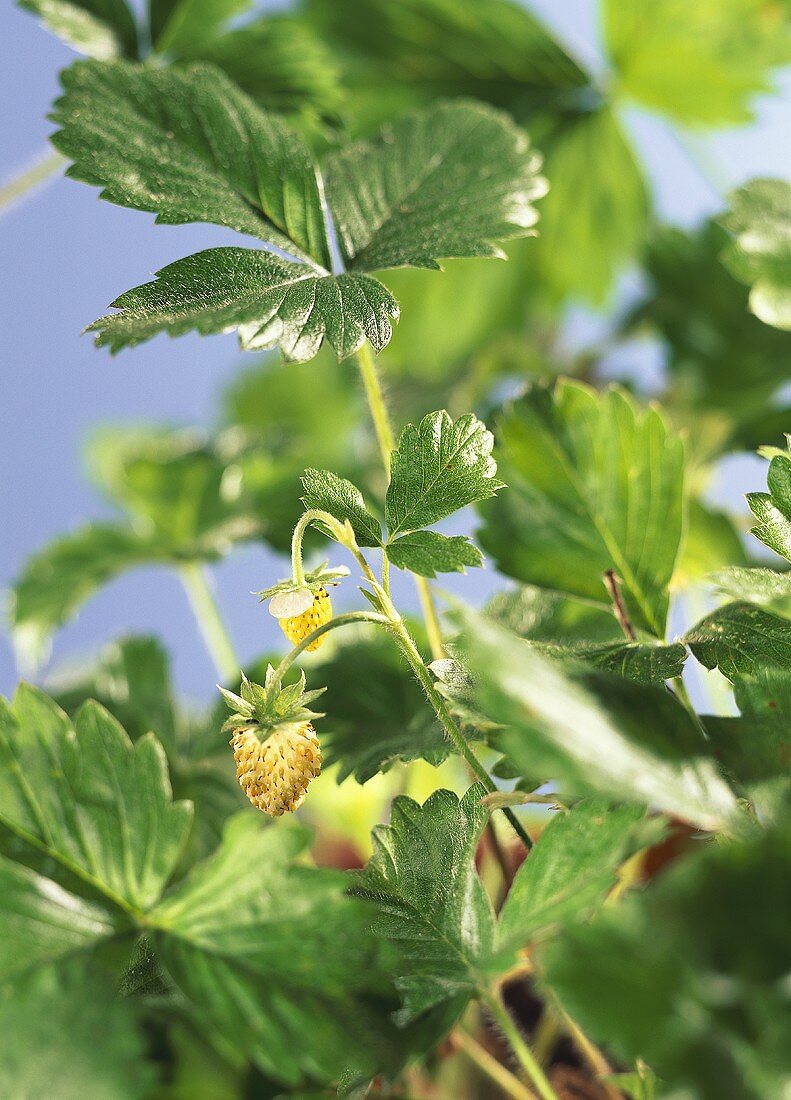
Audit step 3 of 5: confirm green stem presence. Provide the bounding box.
[453,1026,538,1100]
[0,148,64,213]
[269,611,392,689]
[484,992,560,1100]
[355,345,447,657]
[179,563,239,684]
[292,508,379,588]
[356,342,395,473]
[392,619,533,850]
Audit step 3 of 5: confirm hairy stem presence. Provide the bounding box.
[354,342,446,659]
[453,1026,539,1100]
[392,619,533,850]
[179,563,239,684]
[292,507,379,588]
[484,992,560,1100]
[0,147,64,214]
[268,611,392,689]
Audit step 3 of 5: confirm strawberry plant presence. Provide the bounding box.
[5,1,791,1098]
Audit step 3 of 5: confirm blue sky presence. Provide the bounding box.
[2,0,791,702]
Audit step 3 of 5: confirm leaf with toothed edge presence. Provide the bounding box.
[87,249,400,360]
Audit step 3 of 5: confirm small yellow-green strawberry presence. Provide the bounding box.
[278,587,332,651]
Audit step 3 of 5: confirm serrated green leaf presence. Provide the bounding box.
[9,523,162,668]
[387,530,483,578]
[478,381,684,638]
[88,247,400,360]
[685,601,791,681]
[313,629,448,783]
[301,468,382,547]
[52,61,331,268]
[529,106,648,304]
[353,785,495,1023]
[18,0,138,57]
[498,800,652,952]
[386,410,503,537]
[48,635,245,866]
[534,640,688,685]
[748,448,791,561]
[540,819,791,1099]
[456,609,738,831]
[604,0,791,126]
[720,178,791,330]
[323,99,546,272]
[0,960,153,1100]
[0,686,191,913]
[151,814,419,1087]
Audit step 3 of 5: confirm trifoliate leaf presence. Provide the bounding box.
[9,524,162,668]
[720,178,791,331]
[540,818,791,1100]
[52,61,331,268]
[0,960,153,1100]
[684,601,791,680]
[353,785,496,1023]
[301,468,382,547]
[498,800,654,952]
[603,0,791,126]
[386,410,503,537]
[747,446,791,561]
[0,686,191,912]
[455,609,738,832]
[323,99,547,272]
[529,105,648,304]
[387,530,483,578]
[87,248,400,360]
[313,629,448,783]
[56,65,545,361]
[478,381,684,638]
[18,0,138,58]
[150,814,417,1087]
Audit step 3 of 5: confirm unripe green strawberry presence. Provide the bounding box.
[232,722,322,816]
[220,670,326,818]
[278,587,332,651]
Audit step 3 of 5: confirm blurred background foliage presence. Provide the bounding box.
[3,0,791,1096]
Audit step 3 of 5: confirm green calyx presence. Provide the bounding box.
[219,670,325,737]
[256,560,349,619]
